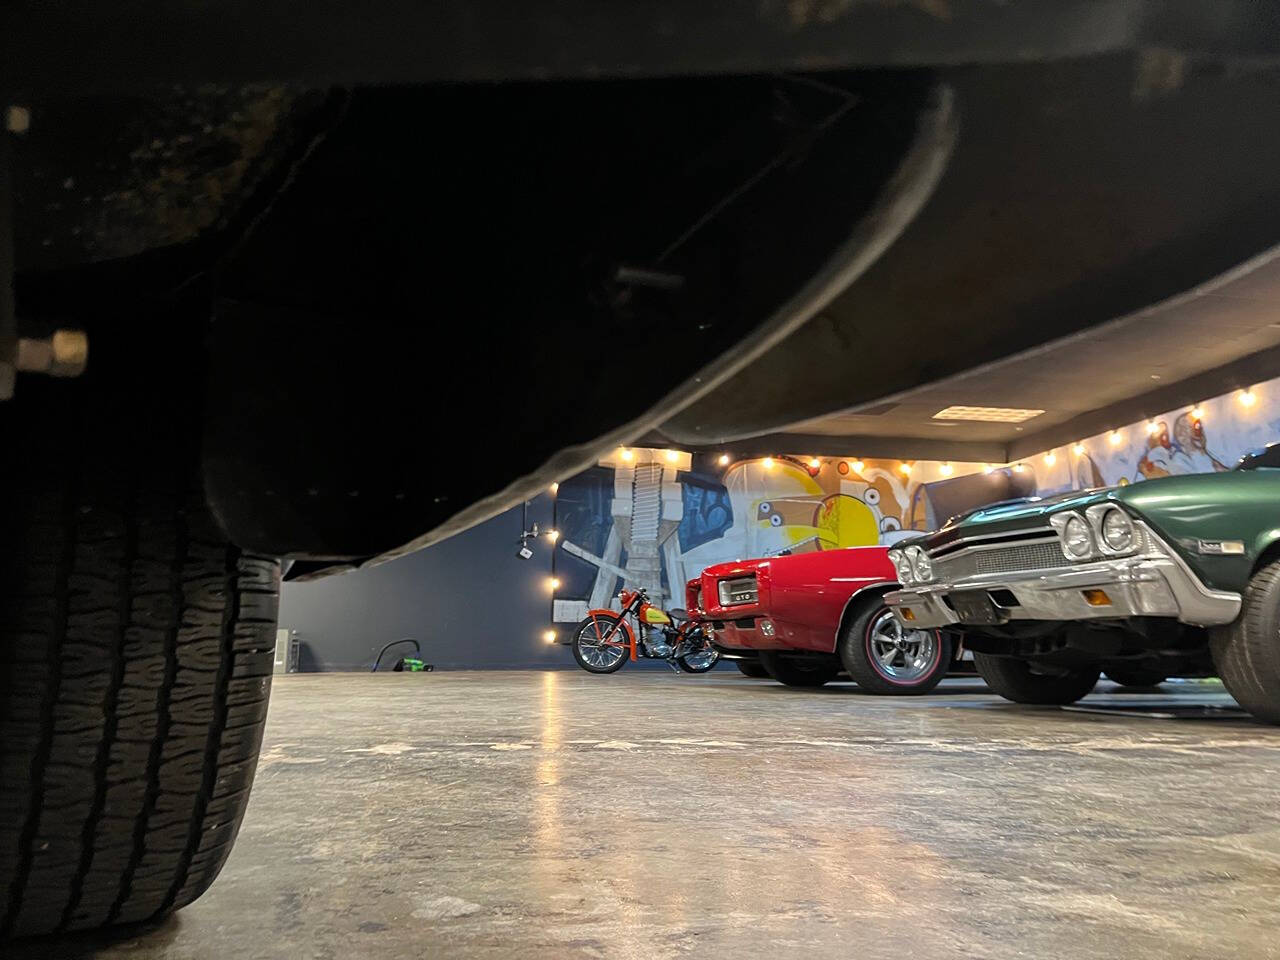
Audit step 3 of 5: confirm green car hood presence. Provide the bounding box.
[927,471,1280,593]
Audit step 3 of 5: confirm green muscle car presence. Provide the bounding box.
[885,445,1280,721]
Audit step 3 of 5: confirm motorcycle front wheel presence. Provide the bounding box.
[571,614,630,674]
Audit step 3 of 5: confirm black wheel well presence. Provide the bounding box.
[834,584,896,650]
[1253,538,1280,576]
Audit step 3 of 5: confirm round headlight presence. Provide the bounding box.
[888,550,914,585]
[1100,508,1135,552]
[907,545,934,583]
[1062,514,1094,560]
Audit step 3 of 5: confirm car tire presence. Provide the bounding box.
[0,339,280,939]
[758,651,840,687]
[1104,668,1167,688]
[735,661,769,679]
[1210,559,1280,723]
[973,654,1100,705]
[838,601,950,695]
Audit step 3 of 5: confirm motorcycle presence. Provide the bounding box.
[569,587,720,675]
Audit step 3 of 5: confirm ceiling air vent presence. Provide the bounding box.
[932,405,1045,423]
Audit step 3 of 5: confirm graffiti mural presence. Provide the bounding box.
[550,375,1280,626]
[551,451,989,624]
[1023,377,1280,494]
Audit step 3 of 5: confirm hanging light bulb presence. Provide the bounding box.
[549,482,559,494]
[718,453,730,466]
[1240,389,1257,407]
[899,462,912,476]
[807,457,821,469]
[762,457,775,469]
[982,463,994,474]
[1146,421,1159,435]
[620,448,634,461]
[939,462,954,476]
[1109,430,1122,446]
[1013,463,1026,473]
[852,459,865,473]
[1044,452,1056,466]
[1191,405,1205,421]
[1072,443,1085,456]
[665,449,679,462]
[547,577,560,592]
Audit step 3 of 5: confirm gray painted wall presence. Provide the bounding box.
[278,496,566,670]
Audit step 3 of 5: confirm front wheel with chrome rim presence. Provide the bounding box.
[675,627,720,673]
[571,614,630,674]
[677,646,720,673]
[839,601,951,695]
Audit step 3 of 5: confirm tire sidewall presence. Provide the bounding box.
[1210,559,1280,722]
[570,615,629,674]
[840,600,950,695]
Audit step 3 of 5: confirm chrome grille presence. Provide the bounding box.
[933,537,1064,582]
[974,540,1064,574]
[930,524,1153,583]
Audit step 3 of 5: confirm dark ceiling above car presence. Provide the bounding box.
[652,57,1280,464]
[717,245,1280,464]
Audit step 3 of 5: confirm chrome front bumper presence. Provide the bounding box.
[885,541,1241,630]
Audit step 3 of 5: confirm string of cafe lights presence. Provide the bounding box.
[979,391,1253,476]
[604,390,1255,490]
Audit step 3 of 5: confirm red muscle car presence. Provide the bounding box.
[687,547,955,693]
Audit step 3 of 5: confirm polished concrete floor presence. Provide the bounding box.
[22,670,1280,960]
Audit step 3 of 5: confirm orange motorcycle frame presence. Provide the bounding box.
[584,607,638,662]
[586,589,704,663]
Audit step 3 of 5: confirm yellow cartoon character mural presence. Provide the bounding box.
[747,458,886,553]
[812,494,880,548]
[840,465,917,543]
[738,458,827,555]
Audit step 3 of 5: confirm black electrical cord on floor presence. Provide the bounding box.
[371,638,420,672]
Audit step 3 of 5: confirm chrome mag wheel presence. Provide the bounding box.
[867,608,938,682]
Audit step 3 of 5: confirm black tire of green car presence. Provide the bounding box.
[758,651,841,687]
[1103,668,1167,688]
[570,615,630,674]
[0,323,280,939]
[1210,559,1280,723]
[973,653,1100,705]
[735,661,770,679]
[838,600,951,695]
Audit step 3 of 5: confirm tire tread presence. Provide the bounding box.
[0,424,279,938]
